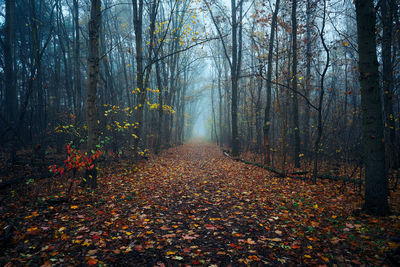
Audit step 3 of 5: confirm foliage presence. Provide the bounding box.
[49,143,102,179]
[54,112,87,146]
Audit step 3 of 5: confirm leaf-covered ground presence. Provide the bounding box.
[1,141,400,266]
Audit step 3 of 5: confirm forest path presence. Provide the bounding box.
[101,141,392,265]
[2,142,399,266]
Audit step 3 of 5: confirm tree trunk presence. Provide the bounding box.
[255,61,262,152]
[132,0,144,157]
[218,64,223,148]
[355,0,390,216]
[264,0,280,165]
[313,0,329,183]
[304,0,312,156]
[86,0,101,188]
[155,59,163,154]
[291,0,300,168]
[231,0,243,157]
[73,0,82,119]
[382,0,398,170]
[5,0,17,125]
[4,0,17,161]
[211,79,218,144]
[30,0,45,140]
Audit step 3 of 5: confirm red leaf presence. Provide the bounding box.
[205,224,216,230]
[87,258,98,266]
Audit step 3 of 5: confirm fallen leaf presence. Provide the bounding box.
[87,258,98,266]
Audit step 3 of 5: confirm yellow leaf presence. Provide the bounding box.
[82,240,92,246]
[304,254,311,258]
[166,251,176,255]
[313,204,318,209]
[27,226,38,232]
[126,232,133,236]
[70,205,79,210]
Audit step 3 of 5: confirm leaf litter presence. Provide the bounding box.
[1,142,400,266]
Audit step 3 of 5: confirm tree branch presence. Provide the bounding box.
[203,0,232,69]
[241,73,319,110]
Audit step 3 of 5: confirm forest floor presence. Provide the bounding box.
[1,141,400,266]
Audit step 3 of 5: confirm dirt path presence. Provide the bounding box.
[1,142,399,266]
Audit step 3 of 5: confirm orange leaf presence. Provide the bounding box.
[321,256,329,262]
[248,255,260,261]
[87,258,98,266]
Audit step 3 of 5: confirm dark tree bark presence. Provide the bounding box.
[155,59,164,154]
[4,0,17,125]
[211,78,218,144]
[230,0,243,157]
[255,60,262,152]
[114,18,132,107]
[218,60,223,148]
[291,0,300,168]
[355,0,390,216]
[264,0,280,166]
[132,0,144,157]
[313,0,329,183]
[73,0,82,118]
[4,0,17,161]
[86,0,102,188]
[132,0,158,158]
[30,0,45,138]
[304,0,312,155]
[382,0,398,169]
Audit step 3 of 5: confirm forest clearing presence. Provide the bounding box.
[1,141,400,266]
